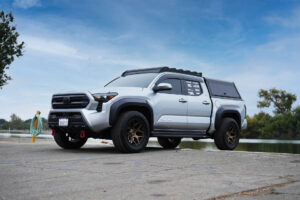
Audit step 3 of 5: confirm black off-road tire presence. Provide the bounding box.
[111,111,150,153]
[214,117,240,150]
[54,131,87,149]
[157,137,182,149]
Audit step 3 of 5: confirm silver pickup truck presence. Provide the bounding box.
[48,67,247,153]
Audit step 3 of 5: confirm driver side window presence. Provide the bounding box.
[157,78,182,95]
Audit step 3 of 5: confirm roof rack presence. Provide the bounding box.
[121,66,202,77]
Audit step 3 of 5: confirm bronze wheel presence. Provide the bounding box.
[127,118,146,146]
[111,111,150,153]
[157,137,181,149]
[214,118,240,150]
[225,124,238,145]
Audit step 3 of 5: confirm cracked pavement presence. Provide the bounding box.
[0,138,299,200]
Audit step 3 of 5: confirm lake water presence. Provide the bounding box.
[1,132,300,154]
[177,140,300,154]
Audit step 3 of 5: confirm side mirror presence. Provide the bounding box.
[153,83,172,92]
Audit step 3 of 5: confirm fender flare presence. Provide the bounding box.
[215,106,241,130]
[109,98,153,126]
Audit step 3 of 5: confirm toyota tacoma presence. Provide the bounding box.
[48,67,247,153]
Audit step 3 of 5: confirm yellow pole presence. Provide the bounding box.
[32,110,41,143]
[34,117,38,129]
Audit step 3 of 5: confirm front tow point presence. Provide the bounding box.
[52,129,56,136]
[80,130,86,139]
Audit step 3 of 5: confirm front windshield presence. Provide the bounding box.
[105,73,158,88]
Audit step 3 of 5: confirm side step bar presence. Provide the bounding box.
[151,129,210,138]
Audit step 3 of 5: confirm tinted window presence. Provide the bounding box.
[158,79,182,95]
[105,73,158,88]
[183,80,202,96]
[206,79,241,99]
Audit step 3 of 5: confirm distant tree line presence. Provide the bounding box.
[0,114,49,130]
[241,88,300,139]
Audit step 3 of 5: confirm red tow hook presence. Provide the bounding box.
[80,130,86,139]
[52,129,56,137]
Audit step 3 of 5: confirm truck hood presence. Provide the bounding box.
[89,87,145,95]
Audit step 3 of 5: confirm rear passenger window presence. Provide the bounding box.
[184,80,202,96]
[158,79,182,95]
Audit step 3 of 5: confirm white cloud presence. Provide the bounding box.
[13,0,41,9]
[22,35,88,59]
[264,7,300,28]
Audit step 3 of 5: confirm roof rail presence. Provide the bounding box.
[121,66,202,77]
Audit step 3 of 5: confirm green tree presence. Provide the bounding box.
[257,88,297,114]
[293,106,300,136]
[23,119,31,130]
[0,11,24,89]
[0,118,7,126]
[241,112,272,138]
[9,113,23,129]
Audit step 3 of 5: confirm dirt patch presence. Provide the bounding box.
[290,160,300,163]
[207,177,299,200]
[147,180,168,184]
[151,193,166,197]
[103,162,123,165]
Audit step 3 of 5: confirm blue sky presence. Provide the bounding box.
[1,0,300,120]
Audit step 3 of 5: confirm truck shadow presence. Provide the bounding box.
[48,146,175,155]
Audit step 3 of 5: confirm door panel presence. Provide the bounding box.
[187,116,211,129]
[152,78,188,129]
[183,80,212,130]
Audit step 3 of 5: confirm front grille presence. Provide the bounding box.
[52,93,90,109]
[48,112,86,128]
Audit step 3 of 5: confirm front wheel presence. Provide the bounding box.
[214,118,240,150]
[54,131,87,149]
[111,111,150,153]
[158,137,181,149]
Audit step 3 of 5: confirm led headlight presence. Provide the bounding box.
[92,92,118,102]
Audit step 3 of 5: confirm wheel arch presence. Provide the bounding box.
[109,98,153,130]
[215,106,241,130]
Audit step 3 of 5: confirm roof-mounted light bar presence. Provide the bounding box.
[121,66,202,77]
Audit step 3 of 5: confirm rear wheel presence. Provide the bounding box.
[214,118,240,150]
[54,131,87,149]
[111,111,150,153]
[158,137,181,149]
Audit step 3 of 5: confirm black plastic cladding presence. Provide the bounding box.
[121,67,202,77]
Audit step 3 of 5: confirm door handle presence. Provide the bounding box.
[202,100,210,105]
[179,98,187,103]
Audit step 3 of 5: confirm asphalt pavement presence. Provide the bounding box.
[0,137,299,200]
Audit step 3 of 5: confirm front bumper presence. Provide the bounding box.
[48,109,111,133]
[48,91,112,133]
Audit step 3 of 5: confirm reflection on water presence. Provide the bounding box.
[177,141,300,154]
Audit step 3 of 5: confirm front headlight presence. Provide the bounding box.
[92,92,118,102]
